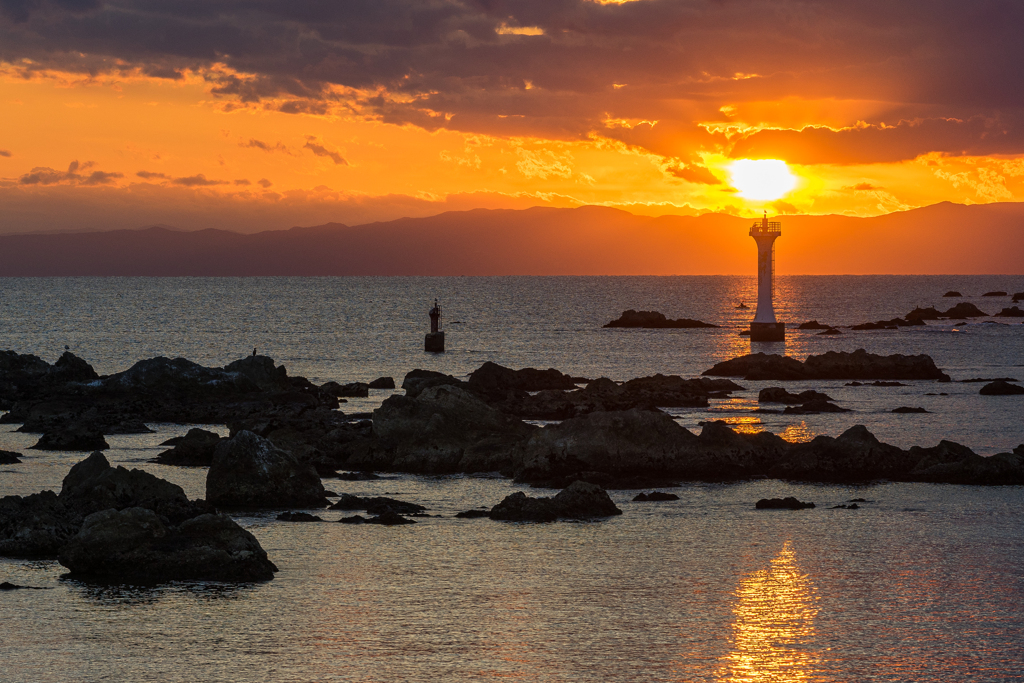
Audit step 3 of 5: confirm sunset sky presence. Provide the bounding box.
[2,0,1024,233]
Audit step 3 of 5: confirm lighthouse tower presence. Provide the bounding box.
[748,212,785,342]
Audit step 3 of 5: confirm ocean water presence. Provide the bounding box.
[2,275,1024,682]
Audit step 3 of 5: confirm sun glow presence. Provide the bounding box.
[729,159,798,201]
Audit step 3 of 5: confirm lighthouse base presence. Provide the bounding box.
[424,331,445,353]
[749,322,786,342]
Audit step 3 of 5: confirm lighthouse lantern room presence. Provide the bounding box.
[748,213,786,342]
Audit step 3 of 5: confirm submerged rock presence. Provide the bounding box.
[455,509,490,518]
[892,406,929,413]
[337,512,416,525]
[276,512,323,522]
[328,494,425,516]
[982,291,1008,297]
[979,380,1024,396]
[603,310,718,328]
[490,481,622,522]
[755,497,815,510]
[632,492,680,501]
[206,431,327,509]
[58,508,277,582]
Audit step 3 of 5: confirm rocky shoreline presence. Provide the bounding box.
[3,348,1024,580]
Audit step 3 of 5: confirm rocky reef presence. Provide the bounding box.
[603,310,718,328]
[702,349,951,381]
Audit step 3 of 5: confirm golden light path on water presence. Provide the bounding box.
[718,542,823,683]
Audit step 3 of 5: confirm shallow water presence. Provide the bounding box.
[2,276,1024,682]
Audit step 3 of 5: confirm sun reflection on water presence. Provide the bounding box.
[718,541,823,683]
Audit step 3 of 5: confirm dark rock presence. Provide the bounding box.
[338,515,368,524]
[466,361,577,400]
[960,377,1019,383]
[328,494,425,516]
[322,381,370,398]
[817,328,842,335]
[350,384,535,474]
[758,387,833,404]
[603,310,718,328]
[908,440,1024,485]
[368,377,396,389]
[980,380,1024,395]
[755,497,815,510]
[224,355,291,392]
[829,503,860,509]
[0,449,22,464]
[783,398,850,414]
[849,498,868,502]
[1013,292,1024,303]
[400,369,465,398]
[455,509,490,518]
[335,471,382,481]
[852,317,923,330]
[892,406,929,413]
[994,306,1024,317]
[846,380,907,387]
[58,508,277,582]
[276,512,323,522]
[366,511,416,525]
[771,425,917,482]
[490,480,622,521]
[982,291,1008,297]
[206,431,327,509]
[0,491,80,557]
[942,302,988,318]
[152,428,222,466]
[797,320,831,329]
[632,491,680,501]
[31,424,109,452]
[905,307,943,321]
[103,419,155,435]
[942,291,962,297]
[702,353,809,380]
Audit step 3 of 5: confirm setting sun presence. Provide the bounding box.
[728,159,798,201]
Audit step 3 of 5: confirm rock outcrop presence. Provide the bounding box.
[30,424,109,452]
[328,494,426,516]
[755,497,815,510]
[368,377,395,389]
[58,508,277,581]
[603,310,718,328]
[769,425,918,482]
[0,449,22,464]
[979,380,1024,395]
[758,387,833,404]
[489,481,622,521]
[942,302,988,318]
[206,431,327,508]
[994,306,1024,317]
[703,349,950,381]
[153,428,222,466]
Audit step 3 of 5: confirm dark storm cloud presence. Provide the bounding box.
[4,1,1024,161]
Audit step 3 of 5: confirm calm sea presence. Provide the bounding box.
[2,275,1023,682]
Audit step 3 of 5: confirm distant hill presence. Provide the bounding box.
[0,202,1021,275]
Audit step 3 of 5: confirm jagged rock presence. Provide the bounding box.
[30,424,109,451]
[58,508,277,582]
[276,512,323,522]
[908,441,1024,485]
[206,431,327,508]
[0,449,22,464]
[224,355,291,392]
[152,428,222,466]
[322,382,369,398]
[327,494,425,515]
[982,291,1008,297]
[758,387,833,404]
[846,380,906,387]
[352,384,535,474]
[852,317,923,330]
[942,291,962,297]
[632,492,679,501]
[490,481,622,521]
[797,320,831,329]
[603,310,718,328]
[782,398,850,414]
[818,328,842,335]
[0,491,80,557]
[368,377,395,389]
[771,425,916,482]
[514,409,699,483]
[1013,292,1024,302]
[942,302,988,317]
[466,361,577,401]
[400,369,465,398]
[805,349,949,381]
[980,380,1024,395]
[892,406,929,413]
[994,306,1024,317]
[755,497,815,510]
[702,353,809,380]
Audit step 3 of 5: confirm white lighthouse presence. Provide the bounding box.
[748,212,785,341]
